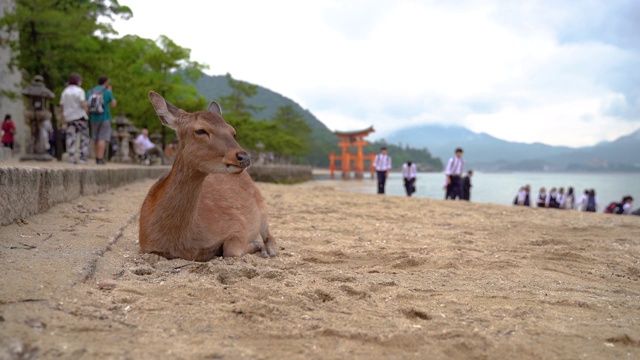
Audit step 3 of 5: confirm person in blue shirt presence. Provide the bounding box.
[87,76,117,164]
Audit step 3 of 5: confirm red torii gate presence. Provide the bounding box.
[329,126,376,179]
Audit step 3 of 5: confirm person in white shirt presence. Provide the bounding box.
[536,187,547,207]
[402,161,417,197]
[609,196,634,215]
[545,187,559,208]
[557,187,566,209]
[577,189,599,212]
[60,73,89,164]
[373,147,392,194]
[621,196,634,215]
[444,148,464,200]
[563,187,576,209]
[134,128,163,165]
[514,186,530,206]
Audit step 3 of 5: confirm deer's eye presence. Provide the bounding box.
[195,129,207,135]
[233,133,237,139]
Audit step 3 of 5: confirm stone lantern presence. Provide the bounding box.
[113,113,132,163]
[150,130,162,147]
[256,140,265,164]
[20,75,55,161]
[127,124,140,162]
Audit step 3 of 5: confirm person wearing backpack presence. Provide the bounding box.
[604,201,622,214]
[87,76,117,164]
[606,196,635,215]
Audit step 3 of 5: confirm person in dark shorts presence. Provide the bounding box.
[87,76,117,164]
[444,148,464,200]
[462,170,473,201]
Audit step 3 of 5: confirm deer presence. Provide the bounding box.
[138,91,277,261]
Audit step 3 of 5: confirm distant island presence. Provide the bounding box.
[386,124,640,172]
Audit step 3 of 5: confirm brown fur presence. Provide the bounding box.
[138,92,277,261]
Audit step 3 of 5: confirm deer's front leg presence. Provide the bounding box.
[260,229,277,258]
[222,235,262,257]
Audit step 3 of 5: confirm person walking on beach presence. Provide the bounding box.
[444,148,464,200]
[87,76,117,165]
[1,114,17,149]
[402,161,417,197]
[462,170,473,201]
[374,147,392,194]
[60,73,89,164]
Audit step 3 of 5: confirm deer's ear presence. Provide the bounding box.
[149,91,180,129]
[208,101,222,116]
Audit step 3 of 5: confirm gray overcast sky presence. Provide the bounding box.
[113,0,640,147]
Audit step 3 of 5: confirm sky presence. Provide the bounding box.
[112,0,640,148]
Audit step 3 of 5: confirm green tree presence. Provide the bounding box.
[218,73,263,116]
[102,34,208,145]
[266,105,312,161]
[0,0,132,94]
[218,73,268,150]
[1,1,209,149]
[0,0,132,158]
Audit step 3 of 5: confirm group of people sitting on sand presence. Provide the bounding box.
[513,185,636,215]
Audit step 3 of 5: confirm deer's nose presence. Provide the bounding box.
[237,151,251,168]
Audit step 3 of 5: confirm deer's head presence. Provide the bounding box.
[149,91,250,174]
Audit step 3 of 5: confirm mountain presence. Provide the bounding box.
[195,74,337,166]
[386,125,640,172]
[386,125,572,169]
[553,129,640,169]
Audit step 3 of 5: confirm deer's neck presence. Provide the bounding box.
[151,157,208,238]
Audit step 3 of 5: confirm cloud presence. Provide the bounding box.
[113,0,640,147]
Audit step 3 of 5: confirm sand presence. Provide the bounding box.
[1,176,639,359]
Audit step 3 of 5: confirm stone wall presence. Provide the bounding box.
[0,166,167,226]
[0,163,312,226]
[247,164,313,184]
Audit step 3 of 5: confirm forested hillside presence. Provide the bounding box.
[196,74,337,167]
[196,74,443,170]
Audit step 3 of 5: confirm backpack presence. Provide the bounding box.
[88,88,105,114]
[586,194,596,212]
[604,202,622,214]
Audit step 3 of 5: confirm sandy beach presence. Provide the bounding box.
[1,175,639,359]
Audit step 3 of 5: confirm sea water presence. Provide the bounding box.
[315,172,640,208]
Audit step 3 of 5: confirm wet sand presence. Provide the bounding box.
[1,176,639,359]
